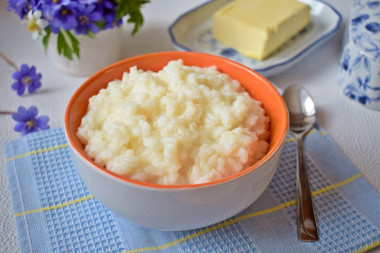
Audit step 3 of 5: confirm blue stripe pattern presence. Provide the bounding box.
[3,127,380,253]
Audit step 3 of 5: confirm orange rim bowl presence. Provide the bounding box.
[64,51,289,190]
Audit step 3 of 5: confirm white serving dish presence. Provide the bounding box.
[168,0,342,77]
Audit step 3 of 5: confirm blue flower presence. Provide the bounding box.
[49,1,78,33]
[11,64,42,95]
[38,0,57,14]
[48,0,71,11]
[6,0,37,19]
[103,11,122,29]
[74,4,102,35]
[96,0,116,12]
[11,106,49,136]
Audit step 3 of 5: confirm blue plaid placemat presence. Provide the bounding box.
[3,127,380,253]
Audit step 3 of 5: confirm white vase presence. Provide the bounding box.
[47,28,122,77]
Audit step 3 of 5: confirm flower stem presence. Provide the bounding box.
[0,111,16,115]
[0,52,19,70]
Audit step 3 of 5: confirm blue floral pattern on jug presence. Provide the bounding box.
[365,22,380,33]
[338,0,380,110]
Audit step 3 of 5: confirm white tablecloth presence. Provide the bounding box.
[1,0,379,252]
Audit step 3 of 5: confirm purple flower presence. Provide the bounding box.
[103,11,122,30]
[96,0,116,12]
[11,64,42,95]
[11,106,49,136]
[78,0,99,5]
[46,0,70,12]
[49,1,78,33]
[38,0,54,14]
[74,4,102,35]
[7,0,37,19]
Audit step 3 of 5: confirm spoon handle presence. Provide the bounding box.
[296,136,319,241]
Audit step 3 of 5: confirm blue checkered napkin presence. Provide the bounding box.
[3,127,380,253]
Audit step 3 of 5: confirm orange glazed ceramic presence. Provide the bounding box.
[65,51,289,230]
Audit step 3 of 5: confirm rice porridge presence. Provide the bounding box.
[77,60,270,185]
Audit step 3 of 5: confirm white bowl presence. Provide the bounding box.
[65,52,289,231]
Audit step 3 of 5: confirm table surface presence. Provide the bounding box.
[1,0,379,252]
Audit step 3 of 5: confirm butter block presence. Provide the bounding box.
[212,0,311,60]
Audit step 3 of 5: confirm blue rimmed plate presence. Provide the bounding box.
[168,0,342,77]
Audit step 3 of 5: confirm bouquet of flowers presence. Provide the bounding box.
[6,0,149,60]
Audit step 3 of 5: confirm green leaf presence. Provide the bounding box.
[55,30,81,61]
[87,31,95,39]
[42,27,51,53]
[96,20,106,30]
[115,0,129,22]
[57,30,73,61]
[57,31,64,55]
[65,30,80,59]
[115,0,149,35]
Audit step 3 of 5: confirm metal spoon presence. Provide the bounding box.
[283,84,319,241]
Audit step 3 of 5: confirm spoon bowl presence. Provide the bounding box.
[284,85,316,133]
[283,84,319,241]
